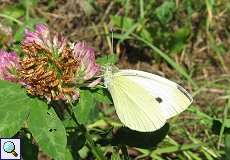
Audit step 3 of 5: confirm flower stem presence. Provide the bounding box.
[85,132,106,160]
[66,104,106,160]
[0,13,24,26]
[120,145,130,160]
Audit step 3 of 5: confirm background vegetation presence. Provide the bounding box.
[0,0,230,159]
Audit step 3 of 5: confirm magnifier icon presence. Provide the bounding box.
[3,141,18,157]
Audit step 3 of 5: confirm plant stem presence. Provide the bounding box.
[85,132,106,160]
[120,145,130,160]
[217,94,230,149]
[0,13,24,26]
[66,105,106,160]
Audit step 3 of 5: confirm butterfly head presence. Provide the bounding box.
[102,65,119,88]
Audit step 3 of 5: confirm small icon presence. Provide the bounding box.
[3,141,18,157]
[1,138,20,159]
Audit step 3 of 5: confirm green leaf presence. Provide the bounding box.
[111,152,121,160]
[0,80,32,137]
[92,88,112,104]
[110,15,135,30]
[73,90,98,124]
[65,148,74,160]
[78,146,89,159]
[225,135,230,160]
[14,25,27,42]
[14,18,45,41]
[169,27,190,53]
[21,0,39,8]
[139,28,153,43]
[170,42,185,53]
[67,126,86,152]
[28,101,67,160]
[212,119,230,135]
[96,54,118,65]
[155,1,175,24]
[1,6,25,19]
[173,27,190,41]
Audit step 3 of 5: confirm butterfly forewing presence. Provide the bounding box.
[119,69,193,119]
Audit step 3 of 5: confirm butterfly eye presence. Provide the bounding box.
[155,97,163,103]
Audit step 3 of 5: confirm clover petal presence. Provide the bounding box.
[0,50,20,82]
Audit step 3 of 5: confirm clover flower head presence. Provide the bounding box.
[19,24,101,102]
[73,42,100,81]
[23,24,67,56]
[19,24,79,102]
[0,50,20,82]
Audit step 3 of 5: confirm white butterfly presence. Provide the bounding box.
[103,66,193,132]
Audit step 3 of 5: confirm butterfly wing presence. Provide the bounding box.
[107,75,166,132]
[118,69,193,119]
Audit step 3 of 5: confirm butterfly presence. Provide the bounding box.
[103,66,193,132]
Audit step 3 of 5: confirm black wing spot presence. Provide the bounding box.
[155,97,163,103]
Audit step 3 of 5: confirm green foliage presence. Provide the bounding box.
[0,80,31,137]
[0,0,44,42]
[21,0,39,8]
[1,6,25,19]
[111,152,121,160]
[74,89,98,124]
[110,15,153,43]
[96,54,118,65]
[111,15,134,31]
[65,148,74,160]
[212,119,230,134]
[155,1,175,24]
[28,100,67,160]
[225,135,230,160]
[0,80,70,159]
[169,27,191,53]
[92,88,112,104]
[139,27,153,43]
